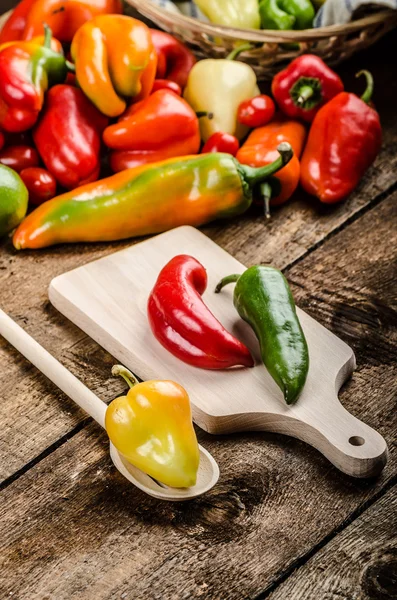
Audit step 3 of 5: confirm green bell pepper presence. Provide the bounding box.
[259,0,315,30]
[0,164,28,237]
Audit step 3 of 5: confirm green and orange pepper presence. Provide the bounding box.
[13,143,293,249]
[71,15,157,117]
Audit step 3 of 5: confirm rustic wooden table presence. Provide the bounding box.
[1,3,396,598]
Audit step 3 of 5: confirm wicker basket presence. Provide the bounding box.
[125,0,397,79]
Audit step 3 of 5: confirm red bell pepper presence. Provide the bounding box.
[104,89,201,172]
[272,55,344,123]
[151,79,182,96]
[33,84,108,190]
[0,26,67,132]
[300,71,382,204]
[148,255,254,369]
[20,167,57,205]
[151,29,196,90]
[0,132,4,151]
[202,132,240,156]
[0,145,39,172]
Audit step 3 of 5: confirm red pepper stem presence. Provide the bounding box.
[196,111,214,119]
[215,274,240,294]
[296,85,314,106]
[226,43,253,61]
[356,70,374,105]
[240,142,293,188]
[43,23,52,49]
[260,182,272,219]
[112,364,139,389]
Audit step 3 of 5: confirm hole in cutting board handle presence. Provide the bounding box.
[349,436,365,446]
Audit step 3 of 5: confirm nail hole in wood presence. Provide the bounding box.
[349,436,365,446]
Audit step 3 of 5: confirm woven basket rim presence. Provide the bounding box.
[125,0,397,41]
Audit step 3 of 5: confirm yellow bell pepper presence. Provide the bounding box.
[195,0,261,29]
[71,15,157,118]
[105,366,200,488]
[184,44,260,142]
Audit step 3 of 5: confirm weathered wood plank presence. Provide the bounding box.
[267,485,397,600]
[1,31,397,480]
[1,191,396,600]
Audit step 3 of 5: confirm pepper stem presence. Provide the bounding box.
[356,70,374,105]
[226,43,253,61]
[240,142,293,188]
[43,23,52,49]
[296,85,314,106]
[196,111,213,119]
[111,365,139,389]
[215,274,240,293]
[261,182,272,219]
[66,60,76,73]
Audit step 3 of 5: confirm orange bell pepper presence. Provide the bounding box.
[22,0,122,43]
[236,115,306,217]
[71,15,157,118]
[103,89,201,171]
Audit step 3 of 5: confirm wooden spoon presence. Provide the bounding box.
[0,309,219,501]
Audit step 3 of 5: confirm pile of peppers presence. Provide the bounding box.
[0,2,382,244]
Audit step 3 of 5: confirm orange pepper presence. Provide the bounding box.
[21,0,122,42]
[236,115,306,217]
[71,15,157,118]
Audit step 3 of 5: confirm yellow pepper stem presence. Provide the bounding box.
[226,43,254,61]
[111,364,140,389]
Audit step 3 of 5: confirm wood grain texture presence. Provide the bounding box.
[48,226,386,478]
[1,192,396,600]
[267,486,397,600]
[1,32,397,481]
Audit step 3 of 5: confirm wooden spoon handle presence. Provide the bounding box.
[0,309,107,428]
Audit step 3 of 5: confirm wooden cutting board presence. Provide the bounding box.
[49,226,388,478]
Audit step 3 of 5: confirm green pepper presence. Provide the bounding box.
[215,266,309,404]
[0,164,28,237]
[259,0,315,30]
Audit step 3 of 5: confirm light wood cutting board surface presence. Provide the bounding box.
[49,226,388,478]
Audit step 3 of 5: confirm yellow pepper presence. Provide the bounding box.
[71,15,157,117]
[184,44,260,142]
[195,0,261,29]
[105,366,200,488]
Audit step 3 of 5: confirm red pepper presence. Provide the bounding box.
[104,89,200,172]
[33,85,108,190]
[151,79,182,96]
[272,55,344,123]
[237,95,275,128]
[202,132,240,156]
[0,0,37,43]
[0,26,67,132]
[0,145,39,172]
[0,132,4,151]
[148,255,254,370]
[20,167,57,205]
[150,29,196,89]
[300,71,382,204]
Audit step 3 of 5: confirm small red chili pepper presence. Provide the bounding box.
[151,79,182,96]
[148,255,254,370]
[0,132,4,151]
[20,167,57,205]
[237,95,276,128]
[0,145,39,172]
[272,55,344,123]
[150,29,196,89]
[300,71,382,204]
[202,132,240,156]
[33,84,108,189]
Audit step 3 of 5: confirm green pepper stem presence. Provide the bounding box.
[240,142,293,188]
[111,364,139,389]
[43,23,52,49]
[65,60,76,73]
[356,70,374,104]
[296,85,314,106]
[260,182,272,219]
[226,43,253,61]
[215,274,240,293]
